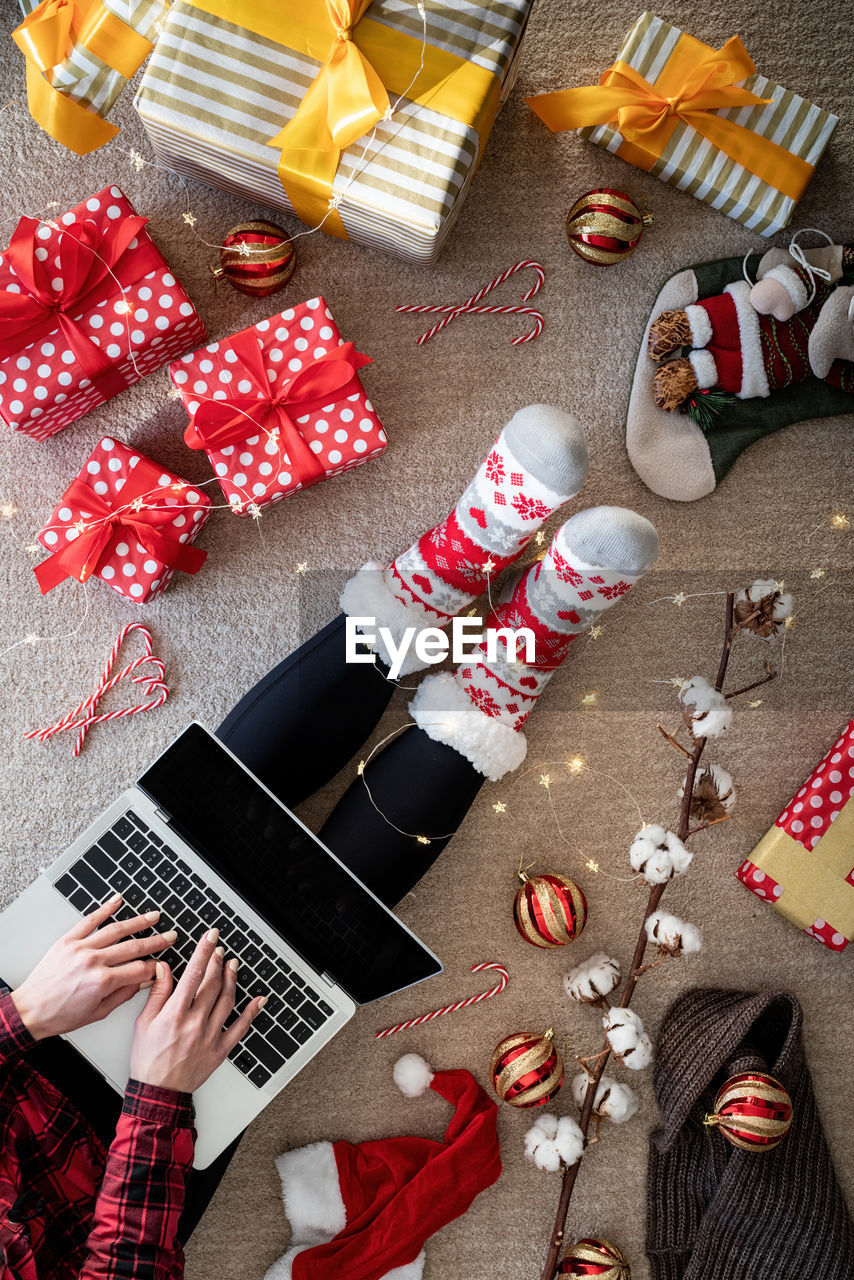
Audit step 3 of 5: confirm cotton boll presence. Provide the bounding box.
[679,676,733,740]
[646,909,703,957]
[571,1073,639,1124]
[602,1007,653,1070]
[679,764,736,822]
[735,579,793,637]
[524,1113,584,1171]
[564,953,621,1005]
[629,825,692,884]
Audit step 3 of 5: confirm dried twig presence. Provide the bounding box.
[656,723,694,759]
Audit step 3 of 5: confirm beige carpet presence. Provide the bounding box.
[2,3,853,1277]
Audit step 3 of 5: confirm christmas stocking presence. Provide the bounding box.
[626,244,854,501]
[409,506,658,780]
[340,405,589,674]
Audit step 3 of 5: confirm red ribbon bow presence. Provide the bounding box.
[183,332,371,486]
[0,203,162,400]
[34,463,207,595]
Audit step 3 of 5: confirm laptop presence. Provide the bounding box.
[0,723,442,1167]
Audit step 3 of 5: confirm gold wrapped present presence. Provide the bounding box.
[527,12,838,236]
[134,0,533,264]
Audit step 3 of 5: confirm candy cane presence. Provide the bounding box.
[374,962,509,1039]
[24,623,169,757]
[396,260,545,346]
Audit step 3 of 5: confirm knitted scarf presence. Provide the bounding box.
[647,988,853,1280]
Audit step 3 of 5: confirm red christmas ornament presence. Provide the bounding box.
[705,1071,793,1151]
[211,220,297,297]
[513,871,587,948]
[490,1029,564,1108]
[566,189,653,266]
[559,1237,631,1278]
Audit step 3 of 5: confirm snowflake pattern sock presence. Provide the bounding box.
[410,507,658,780]
[340,405,589,674]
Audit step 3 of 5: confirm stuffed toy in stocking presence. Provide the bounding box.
[626,237,854,501]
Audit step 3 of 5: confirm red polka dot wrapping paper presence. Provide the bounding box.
[736,720,854,951]
[35,437,212,604]
[169,298,387,515]
[0,186,206,441]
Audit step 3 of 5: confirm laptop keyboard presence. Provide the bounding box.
[53,810,334,1089]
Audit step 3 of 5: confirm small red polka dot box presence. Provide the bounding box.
[33,437,211,604]
[0,186,206,441]
[736,720,854,952]
[171,298,387,516]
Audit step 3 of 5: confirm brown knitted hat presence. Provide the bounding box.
[647,988,853,1280]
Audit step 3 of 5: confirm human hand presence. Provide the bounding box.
[11,894,178,1041]
[130,929,266,1094]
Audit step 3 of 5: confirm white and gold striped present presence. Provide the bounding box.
[529,12,838,238]
[133,0,533,265]
[15,0,166,146]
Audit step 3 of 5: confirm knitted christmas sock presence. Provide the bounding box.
[410,506,658,780]
[340,405,589,674]
[648,988,854,1280]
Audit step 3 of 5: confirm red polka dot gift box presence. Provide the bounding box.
[0,186,206,441]
[33,437,211,604]
[736,720,854,952]
[170,298,387,516]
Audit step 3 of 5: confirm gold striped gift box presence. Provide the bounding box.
[17,0,165,125]
[577,13,838,237]
[133,0,533,265]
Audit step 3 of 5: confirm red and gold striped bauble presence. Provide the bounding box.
[513,871,587,948]
[566,189,652,266]
[558,1237,631,1279]
[211,220,297,297]
[490,1029,564,1108]
[705,1072,793,1151]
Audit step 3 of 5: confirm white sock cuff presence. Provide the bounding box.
[685,304,713,348]
[410,672,527,781]
[688,348,718,389]
[340,562,444,676]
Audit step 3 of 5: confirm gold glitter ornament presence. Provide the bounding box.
[566,189,653,265]
[513,870,587,948]
[559,1237,631,1278]
[490,1028,564,1108]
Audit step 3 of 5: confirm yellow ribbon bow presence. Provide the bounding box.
[268,0,389,232]
[527,34,814,202]
[12,0,153,154]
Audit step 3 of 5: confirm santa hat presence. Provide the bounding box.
[264,1055,502,1280]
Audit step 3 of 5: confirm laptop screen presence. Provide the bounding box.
[138,724,442,1004]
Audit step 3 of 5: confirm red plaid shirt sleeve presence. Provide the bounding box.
[80,1081,195,1280]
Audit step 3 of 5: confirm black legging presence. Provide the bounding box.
[216,613,484,906]
[12,616,483,1243]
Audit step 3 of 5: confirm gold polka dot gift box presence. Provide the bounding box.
[33,437,211,603]
[171,298,387,517]
[0,186,206,440]
[737,721,854,952]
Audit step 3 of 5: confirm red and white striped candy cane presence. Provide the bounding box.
[374,962,509,1039]
[396,260,546,346]
[24,623,169,757]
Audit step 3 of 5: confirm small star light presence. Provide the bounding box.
[416,835,431,845]
[581,692,596,706]
[492,800,507,814]
[669,676,685,688]
[585,858,600,873]
[24,633,40,645]
[483,557,496,575]
[295,562,308,575]
[534,530,546,546]
[831,513,849,529]
[25,544,40,555]
[0,502,17,519]
[810,567,826,579]
[167,387,182,400]
[749,699,763,709]
[182,211,197,228]
[237,239,253,258]
[328,192,343,211]
[784,615,795,631]
[170,482,185,494]
[589,624,603,640]
[357,760,366,776]
[268,428,280,444]
[539,773,551,789]
[72,519,87,533]
[671,591,687,607]
[229,495,244,513]
[114,297,133,315]
[566,756,584,775]
[382,105,394,122]
[129,497,145,513]
[246,503,262,519]
[129,149,145,172]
